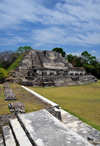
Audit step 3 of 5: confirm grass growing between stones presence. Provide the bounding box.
[29,81,100,131]
[0,84,49,115]
[7,52,26,74]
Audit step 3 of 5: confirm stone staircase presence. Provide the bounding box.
[37,51,48,63]
[31,51,43,68]
[42,77,54,86]
[0,109,95,146]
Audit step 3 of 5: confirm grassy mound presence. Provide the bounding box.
[7,52,26,74]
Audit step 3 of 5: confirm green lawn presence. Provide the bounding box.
[28,81,100,131]
[0,84,49,115]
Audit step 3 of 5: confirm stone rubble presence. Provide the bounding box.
[3,83,17,100]
[0,114,16,133]
[3,82,10,88]
[8,102,25,113]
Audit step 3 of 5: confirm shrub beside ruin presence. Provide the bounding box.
[0,68,8,82]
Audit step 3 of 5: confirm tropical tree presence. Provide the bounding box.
[0,51,19,69]
[52,47,66,57]
[16,46,33,54]
[81,51,96,64]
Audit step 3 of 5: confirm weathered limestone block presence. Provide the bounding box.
[4,88,17,100]
[45,106,62,121]
[44,50,59,60]
[8,102,25,113]
[79,75,97,84]
[61,56,68,64]
[53,76,75,87]
[42,77,54,86]
[66,63,73,68]
[7,78,22,84]
[21,79,33,86]
[17,109,93,146]
[42,62,68,69]
[17,51,32,70]
[12,71,28,78]
[3,83,10,88]
[31,50,42,67]
[0,114,16,127]
[37,51,68,69]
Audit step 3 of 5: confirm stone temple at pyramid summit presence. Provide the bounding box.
[7,49,97,86]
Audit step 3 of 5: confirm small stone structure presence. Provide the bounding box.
[8,102,25,113]
[7,49,97,86]
[45,106,62,121]
[3,83,17,100]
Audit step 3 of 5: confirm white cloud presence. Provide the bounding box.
[0,36,28,45]
[0,0,100,47]
[91,50,97,53]
[91,50,98,56]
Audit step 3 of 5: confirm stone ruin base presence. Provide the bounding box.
[8,102,25,113]
[3,83,17,100]
[20,74,97,87]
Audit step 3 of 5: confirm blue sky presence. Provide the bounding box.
[0,0,100,59]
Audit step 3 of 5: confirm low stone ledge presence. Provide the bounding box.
[8,102,25,113]
[4,88,17,100]
[22,86,59,108]
[3,83,17,101]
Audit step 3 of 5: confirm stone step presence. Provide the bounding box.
[60,108,100,145]
[17,109,92,146]
[0,134,4,146]
[42,82,54,87]
[10,118,32,146]
[2,125,16,146]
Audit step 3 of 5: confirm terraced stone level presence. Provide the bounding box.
[17,109,92,146]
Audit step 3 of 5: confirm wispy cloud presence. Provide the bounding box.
[0,0,100,52]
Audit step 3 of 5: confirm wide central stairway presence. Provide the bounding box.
[1,108,99,146]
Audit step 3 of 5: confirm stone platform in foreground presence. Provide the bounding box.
[1,108,100,145]
[17,109,92,146]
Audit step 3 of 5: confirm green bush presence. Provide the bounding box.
[0,68,8,80]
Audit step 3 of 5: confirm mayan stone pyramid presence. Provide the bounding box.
[7,49,97,86]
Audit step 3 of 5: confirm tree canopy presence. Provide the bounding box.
[66,51,100,79]
[16,46,33,54]
[81,51,96,63]
[52,47,66,57]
